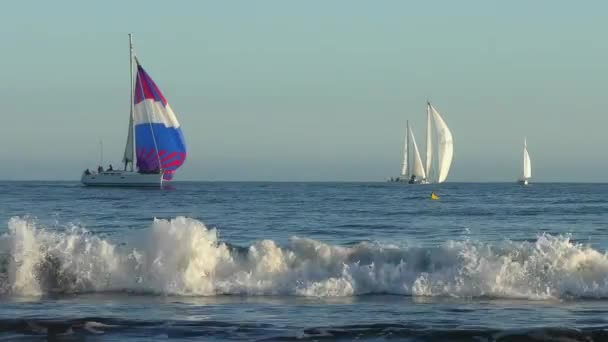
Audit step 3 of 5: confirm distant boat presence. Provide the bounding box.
[390,121,428,183]
[81,34,186,187]
[389,102,453,184]
[518,138,531,185]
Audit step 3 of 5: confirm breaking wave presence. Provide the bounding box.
[1,216,608,299]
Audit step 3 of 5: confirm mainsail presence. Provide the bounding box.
[401,124,408,177]
[123,115,135,169]
[133,58,186,180]
[409,126,426,179]
[522,139,531,180]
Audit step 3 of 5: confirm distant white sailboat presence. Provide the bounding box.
[518,139,531,185]
[389,101,453,184]
[424,102,454,184]
[392,121,428,183]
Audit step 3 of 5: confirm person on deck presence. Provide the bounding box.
[97,165,103,173]
[108,164,113,171]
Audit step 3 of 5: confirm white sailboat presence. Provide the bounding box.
[518,139,531,185]
[393,121,428,183]
[424,102,454,184]
[389,102,453,184]
[81,34,187,187]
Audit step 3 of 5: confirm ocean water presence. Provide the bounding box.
[1,181,608,341]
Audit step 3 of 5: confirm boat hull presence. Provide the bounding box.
[517,179,529,186]
[388,177,430,184]
[81,171,163,187]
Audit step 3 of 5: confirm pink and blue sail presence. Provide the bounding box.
[133,60,186,180]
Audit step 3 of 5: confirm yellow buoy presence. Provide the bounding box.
[430,192,439,200]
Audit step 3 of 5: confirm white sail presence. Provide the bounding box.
[522,139,531,179]
[123,115,134,165]
[409,126,426,179]
[429,104,453,183]
[401,130,408,176]
[425,103,433,179]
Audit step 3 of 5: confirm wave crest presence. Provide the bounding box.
[1,216,607,299]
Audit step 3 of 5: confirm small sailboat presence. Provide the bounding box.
[81,34,186,187]
[518,139,531,185]
[424,102,454,184]
[393,121,428,183]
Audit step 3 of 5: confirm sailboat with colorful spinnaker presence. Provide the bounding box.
[81,34,186,187]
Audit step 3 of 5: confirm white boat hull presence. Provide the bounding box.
[81,170,163,187]
[388,177,430,184]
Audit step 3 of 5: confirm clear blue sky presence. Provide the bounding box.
[1,0,606,181]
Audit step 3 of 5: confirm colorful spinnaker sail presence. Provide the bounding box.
[133,59,186,180]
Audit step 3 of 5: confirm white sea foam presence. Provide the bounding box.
[2,216,608,299]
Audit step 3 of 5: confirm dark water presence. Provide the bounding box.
[1,181,608,341]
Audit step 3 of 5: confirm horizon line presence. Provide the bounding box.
[1,179,607,184]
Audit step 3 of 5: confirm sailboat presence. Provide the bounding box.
[424,102,454,184]
[389,102,453,184]
[517,139,531,185]
[81,34,186,187]
[391,121,428,183]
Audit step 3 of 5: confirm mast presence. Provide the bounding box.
[129,33,135,171]
[123,33,136,171]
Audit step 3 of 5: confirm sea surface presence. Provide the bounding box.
[1,181,608,341]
